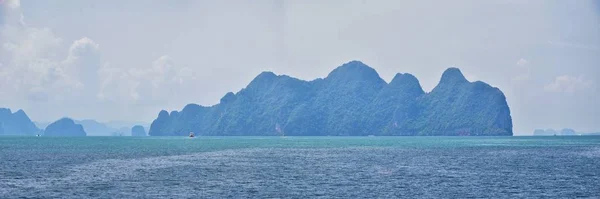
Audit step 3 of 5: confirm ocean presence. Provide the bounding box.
[1,136,599,198]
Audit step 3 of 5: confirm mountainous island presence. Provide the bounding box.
[131,125,147,136]
[74,119,118,136]
[44,118,87,136]
[149,61,513,136]
[1,108,91,136]
[72,120,148,136]
[36,119,149,136]
[0,108,40,136]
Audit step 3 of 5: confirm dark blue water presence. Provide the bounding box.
[1,136,599,198]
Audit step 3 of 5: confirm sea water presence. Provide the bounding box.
[0,136,599,198]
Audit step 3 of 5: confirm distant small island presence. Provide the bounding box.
[1,109,90,136]
[131,125,147,136]
[1,110,151,136]
[149,61,513,136]
[44,118,87,136]
[533,128,599,136]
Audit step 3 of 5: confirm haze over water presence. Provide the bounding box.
[1,136,599,198]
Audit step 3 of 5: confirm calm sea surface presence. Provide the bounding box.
[0,136,599,198]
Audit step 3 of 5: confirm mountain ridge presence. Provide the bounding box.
[44,118,87,136]
[149,61,513,136]
[0,108,40,135]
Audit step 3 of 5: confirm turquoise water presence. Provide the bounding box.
[1,136,599,198]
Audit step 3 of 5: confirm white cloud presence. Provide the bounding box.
[0,0,25,28]
[516,58,528,67]
[0,15,66,101]
[152,55,174,74]
[97,63,136,102]
[98,55,198,104]
[0,34,103,101]
[67,37,100,60]
[544,75,593,93]
[6,0,20,9]
[0,2,104,103]
[511,58,530,83]
[62,37,103,90]
[2,27,63,63]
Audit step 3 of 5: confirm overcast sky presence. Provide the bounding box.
[0,0,598,135]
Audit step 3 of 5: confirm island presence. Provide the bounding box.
[131,125,147,136]
[533,128,597,136]
[0,108,40,136]
[149,61,512,136]
[44,118,87,136]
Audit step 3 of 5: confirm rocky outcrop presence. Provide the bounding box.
[44,118,86,136]
[0,108,40,136]
[131,125,147,136]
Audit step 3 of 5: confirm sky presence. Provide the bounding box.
[0,0,598,135]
